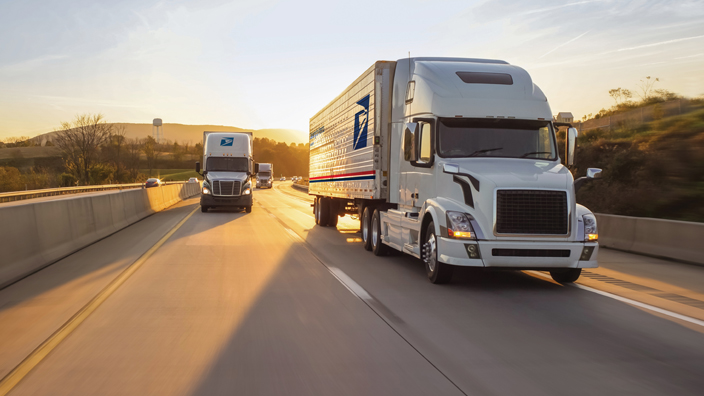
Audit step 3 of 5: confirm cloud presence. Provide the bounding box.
[615,34,704,53]
[538,30,592,59]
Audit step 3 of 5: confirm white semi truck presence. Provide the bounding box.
[309,57,601,284]
[256,163,273,188]
[196,131,256,213]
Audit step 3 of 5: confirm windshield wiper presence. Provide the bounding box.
[519,151,552,158]
[468,147,503,157]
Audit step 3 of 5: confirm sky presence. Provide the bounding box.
[1,0,703,141]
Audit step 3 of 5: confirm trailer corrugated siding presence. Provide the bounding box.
[309,62,394,200]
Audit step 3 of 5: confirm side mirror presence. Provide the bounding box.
[574,168,603,194]
[404,122,418,162]
[566,127,578,166]
[587,168,602,179]
[195,161,201,174]
[254,163,260,174]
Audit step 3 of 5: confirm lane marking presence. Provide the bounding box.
[328,267,373,301]
[526,271,704,328]
[0,206,200,396]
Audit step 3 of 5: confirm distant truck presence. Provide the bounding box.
[309,57,601,284]
[196,131,256,213]
[256,163,273,189]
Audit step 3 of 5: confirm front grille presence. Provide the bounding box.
[492,249,570,257]
[496,190,567,235]
[212,180,241,196]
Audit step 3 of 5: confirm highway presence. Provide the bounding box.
[1,182,704,395]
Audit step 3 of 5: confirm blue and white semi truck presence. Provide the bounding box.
[309,57,602,284]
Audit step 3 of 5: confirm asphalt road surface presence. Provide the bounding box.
[1,182,704,395]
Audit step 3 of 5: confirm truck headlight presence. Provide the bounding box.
[243,188,251,195]
[446,211,475,239]
[583,214,598,241]
[202,186,211,195]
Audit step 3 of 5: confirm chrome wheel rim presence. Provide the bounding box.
[426,233,437,273]
[362,211,369,242]
[372,214,379,247]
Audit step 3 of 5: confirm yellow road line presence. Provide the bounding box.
[0,205,199,396]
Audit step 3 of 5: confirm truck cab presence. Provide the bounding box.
[383,58,599,283]
[196,132,255,213]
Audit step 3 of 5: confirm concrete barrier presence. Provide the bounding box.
[0,183,200,289]
[291,183,309,193]
[596,213,704,265]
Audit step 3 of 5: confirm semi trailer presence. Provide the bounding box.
[196,131,256,213]
[309,57,601,284]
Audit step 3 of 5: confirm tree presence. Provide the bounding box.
[126,138,143,180]
[54,114,113,185]
[0,166,24,192]
[636,76,659,101]
[142,136,161,176]
[609,88,633,105]
[104,125,127,182]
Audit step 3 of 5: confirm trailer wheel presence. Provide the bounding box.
[316,197,330,226]
[549,268,581,283]
[361,206,373,251]
[327,199,339,227]
[371,209,389,256]
[423,221,453,284]
[201,206,208,213]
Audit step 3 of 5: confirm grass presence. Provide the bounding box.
[140,169,200,181]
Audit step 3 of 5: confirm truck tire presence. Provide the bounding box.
[361,206,373,251]
[371,209,389,256]
[316,197,330,226]
[201,206,208,213]
[327,199,339,227]
[245,205,252,213]
[423,221,453,284]
[549,268,581,283]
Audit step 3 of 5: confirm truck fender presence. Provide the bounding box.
[419,201,443,245]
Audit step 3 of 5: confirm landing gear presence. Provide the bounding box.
[422,221,453,284]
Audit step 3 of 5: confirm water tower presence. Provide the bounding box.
[152,118,163,143]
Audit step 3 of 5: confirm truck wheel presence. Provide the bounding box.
[423,221,453,284]
[201,206,208,213]
[371,209,389,256]
[316,197,330,226]
[361,206,373,251]
[245,205,252,213]
[327,199,339,227]
[550,268,581,283]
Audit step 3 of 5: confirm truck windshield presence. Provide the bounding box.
[438,118,557,160]
[258,172,271,177]
[206,157,249,172]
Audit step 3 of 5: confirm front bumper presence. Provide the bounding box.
[200,194,252,207]
[437,238,599,269]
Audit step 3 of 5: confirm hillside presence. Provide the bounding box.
[30,123,307,146]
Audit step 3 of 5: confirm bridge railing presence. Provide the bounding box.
[0,182,187,204]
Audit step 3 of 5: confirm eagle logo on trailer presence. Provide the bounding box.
[220,137,234,147]
[353,95,369,150]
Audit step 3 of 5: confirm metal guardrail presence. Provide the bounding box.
[0,181,187,204]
